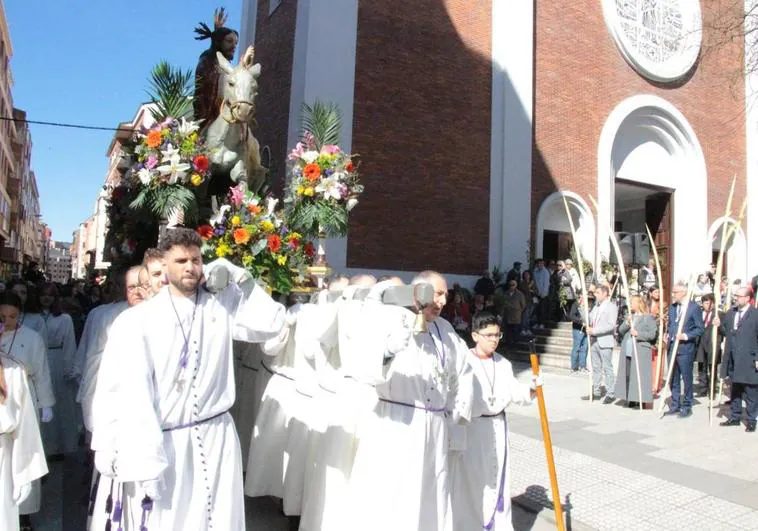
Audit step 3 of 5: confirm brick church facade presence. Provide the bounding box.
[240,0,754,287]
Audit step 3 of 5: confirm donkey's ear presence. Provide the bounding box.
[251,63,261,78]
[216,51,234,75]
[241,46,255,69]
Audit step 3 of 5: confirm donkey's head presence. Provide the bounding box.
[217,46,261,123]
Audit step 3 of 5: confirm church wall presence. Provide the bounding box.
[345,0,492,275]
[249,0,298,194]
[532,1,747,248]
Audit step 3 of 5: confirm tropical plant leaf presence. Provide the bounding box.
[287,200,348,238]
[147,61,194,122]
[301,101,341,150]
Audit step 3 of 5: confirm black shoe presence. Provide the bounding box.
[747,423,756,433]
[663,408,681,416]
[628,401,639,409]
[720,418,741,427]
[581,394,602,401]
[603,396,615,405]
[679,409,692,419]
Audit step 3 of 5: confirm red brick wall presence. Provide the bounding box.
[532,1,746,235]
[347,0,492,274]
[252,0,297,193]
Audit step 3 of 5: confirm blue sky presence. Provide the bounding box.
[5,0,242,242]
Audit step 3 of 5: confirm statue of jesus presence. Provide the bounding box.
[193,8,239,130]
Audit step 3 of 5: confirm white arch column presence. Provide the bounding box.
[708,217,748,284]
[535,191,596,262]
[597,95,709,283]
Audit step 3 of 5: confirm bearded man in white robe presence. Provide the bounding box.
[347,271,473,531]
[93,228,286,531]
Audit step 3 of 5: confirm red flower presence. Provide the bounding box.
[196,224,214,240]
[303,163,321,182]
[345,161,355,173]
[287,236,300,250]
[193,155,210,174]
[304,242,315,258]
[267,234,282,253]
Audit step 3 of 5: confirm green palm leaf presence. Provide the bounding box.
[147,61,194,122]
[301,101,341,150]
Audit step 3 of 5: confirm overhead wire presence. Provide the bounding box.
[0,115,136,133]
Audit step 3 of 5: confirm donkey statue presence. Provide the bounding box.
[205,46,266,194]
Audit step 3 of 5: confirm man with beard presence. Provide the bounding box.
[93,229,285,530]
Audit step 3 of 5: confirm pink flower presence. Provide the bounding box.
[288,142,306,161]
[303,131,316,150]
[230,185,245,208]
[320,144,341,155]
[146,155,159,169]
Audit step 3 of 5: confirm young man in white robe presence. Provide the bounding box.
[142,248,166,297]
[347,271,473,531]
[93,228,286,530]
[0,355,48,531]
[449,311,538,531]
[0,291,54,530]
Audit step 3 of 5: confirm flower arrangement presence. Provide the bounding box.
[197,184,316,294]
[128,117,211,222]
[103,183,160,272]
[284,101,363,238]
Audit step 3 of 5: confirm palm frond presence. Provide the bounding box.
[287,200,348,238]
[146,61,194,122]
[301,101,341,150]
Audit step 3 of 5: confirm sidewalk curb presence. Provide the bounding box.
[512,495,596,531]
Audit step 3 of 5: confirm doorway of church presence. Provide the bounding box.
[614,179,673,294]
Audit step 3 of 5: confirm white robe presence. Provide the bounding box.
[347,312,472,531]
[450,352,532,531]
[245,300,336,516]
[94,283,285,531]
[0,356,48,531]
[233,341,265,470]
[1,326,54,515]
[19,312,47,339]
[75,302,129,433]
[40,312,79,455]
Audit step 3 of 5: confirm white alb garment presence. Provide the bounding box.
[450,351,533,531]
[0,356,48,531]
[94,282,285,531]
[347,311,472,531]
[0,326,53,515]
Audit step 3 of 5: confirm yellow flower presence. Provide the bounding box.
[242,255,253,267]
[190,173,203,186]
[215,243,229,258]
[231,215,241,226]
[188,132,198,143]
[289,231,301,240]
[303,187,315,197]
[277,255,288,266]
[296,185,305,196]
[260,220,274,232]
[161,128,170,138]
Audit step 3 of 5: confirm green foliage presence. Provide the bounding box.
[147,61,194,122]
[130,184,198,224]
[301,101,341,150]
[287,199,348,238]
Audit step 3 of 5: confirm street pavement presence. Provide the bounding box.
[508,352,758,530]
[33,348,757,530]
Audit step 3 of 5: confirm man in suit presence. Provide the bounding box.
[715,287,758,432]
[583,285,618,404]
[665,281,705,418]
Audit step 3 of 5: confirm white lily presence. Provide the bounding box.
[177,117,201,137]
[157,158,191,184]
[137,168,153,186]
[301,150,320,163]
[210,204,231,226]
[346,198,359,211]
[266,196,279,213]
[161,143,181,163]
[315,175,342,201]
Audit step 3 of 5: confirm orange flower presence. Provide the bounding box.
[233,228,251,245]
[267,234,282,253]
[247,204,262,215]
[303,163,321,182]
[196,224,214,240]
[146,130,162,149]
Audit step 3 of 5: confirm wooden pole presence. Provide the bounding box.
[658,273,697,413]
[708,177,737,424]
[589,195,642,410]
[562,196,592,401]
[646,224,665,397]
[529,343,566,531]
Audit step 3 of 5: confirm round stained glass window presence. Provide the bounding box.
[603,0,702,82]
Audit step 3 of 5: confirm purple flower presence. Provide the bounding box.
[146,155,159,169]
[338,183,349,199]
[214,225,226,236]
[325,169,334,176]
